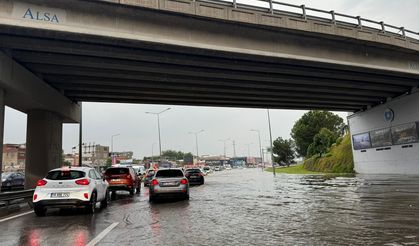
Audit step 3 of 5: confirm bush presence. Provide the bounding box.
[303,135,354,173]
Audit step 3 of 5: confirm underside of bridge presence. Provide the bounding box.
[1,26,419,112]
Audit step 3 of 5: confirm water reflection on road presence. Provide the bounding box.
[1,168,419,245]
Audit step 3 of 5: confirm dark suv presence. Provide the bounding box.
[104,167,141,198]
[184,168,205,185]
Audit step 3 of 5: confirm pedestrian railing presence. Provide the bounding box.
[98,0,419,41]
[200,0,419,40]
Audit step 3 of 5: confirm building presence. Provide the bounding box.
[111,151,133,162]
[2,144,26,172]
[71,143,110,167]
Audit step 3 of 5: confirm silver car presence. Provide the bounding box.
[149,168,189,202]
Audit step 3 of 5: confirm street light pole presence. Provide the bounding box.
[218,138,230,157]
[111,133,121,157]
[267,109,275,176]
[189,129,204,164]
[250,129,264,170]
[146,107,171,163]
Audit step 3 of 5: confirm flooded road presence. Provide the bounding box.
[1,168,419,245]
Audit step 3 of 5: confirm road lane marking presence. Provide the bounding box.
[86,222,119,246]
[0,211,33,223]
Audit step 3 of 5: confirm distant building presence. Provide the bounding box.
[71,143,110,167]
[2,144,26,172]
[110,151,133,162]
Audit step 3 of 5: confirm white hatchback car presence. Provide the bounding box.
[33,166,109,216]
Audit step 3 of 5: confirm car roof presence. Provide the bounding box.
[156,168,183,171]
[50,166,92,172]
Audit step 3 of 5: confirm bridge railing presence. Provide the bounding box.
[198,0,419,41]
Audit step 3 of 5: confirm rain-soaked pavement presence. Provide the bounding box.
[1,168,419,245]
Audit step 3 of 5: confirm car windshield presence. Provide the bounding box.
[105,168,129,175]
[46,170,85,180]
[185,169,201,173]
[155,169,184,178]
[203,167,210,170]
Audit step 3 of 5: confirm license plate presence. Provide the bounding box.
[50,193,70,198]
[162,182,177,186]
[111,179,121,182]
[191,176,199,178]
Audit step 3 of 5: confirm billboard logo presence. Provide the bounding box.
[384,108,394,122]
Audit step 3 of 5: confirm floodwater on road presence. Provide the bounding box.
[0,168,419,245]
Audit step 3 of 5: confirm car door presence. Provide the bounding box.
[89,170,103,201]
[94,169,108,198]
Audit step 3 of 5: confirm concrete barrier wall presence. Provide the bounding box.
[348,92,419,174]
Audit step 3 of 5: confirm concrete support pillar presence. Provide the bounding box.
[25,110,63,189]
[0,89,4,187]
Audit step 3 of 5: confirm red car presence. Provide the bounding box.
[104,167,141,198]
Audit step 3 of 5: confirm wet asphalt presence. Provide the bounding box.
[0,168,419,246]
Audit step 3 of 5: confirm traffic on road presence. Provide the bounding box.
[0,168,419,245]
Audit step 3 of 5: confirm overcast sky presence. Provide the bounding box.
[3,0,419,159]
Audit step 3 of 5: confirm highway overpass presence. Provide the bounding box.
[0,0,419,184]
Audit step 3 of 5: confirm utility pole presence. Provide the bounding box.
[219,138,230,157]
[267,109,275,176]
[146,108,171,163]
[233,140,237,157]
[189,130,204,164]
[250,129,264,169]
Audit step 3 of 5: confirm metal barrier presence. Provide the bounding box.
[0,189,34,207]
[201,0,419,41]
[98,0,419,41]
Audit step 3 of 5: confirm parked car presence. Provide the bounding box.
[214,166,221,171]
[149,168,189,202]
[1,172,25,190]
[143,169,156,187]
[185,168,205,185]
[32,166,109,216]
[104,167,141,198]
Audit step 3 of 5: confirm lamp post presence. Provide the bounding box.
[146,107,171,162]
[111,134,120,164]
[151,142,157,164]
[219,138,230,157]
[267,109,275,176]
[189,129,204,164]
[250,129,264,170]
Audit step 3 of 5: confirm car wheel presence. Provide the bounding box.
[149,194,155,203]
[100,190,109,209]
[129,187,135,196]
[34,206,47,217]
[110,191,116,200]
[85,192,97,214]
[185,194,190,200]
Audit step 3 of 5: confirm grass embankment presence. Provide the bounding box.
[265,134,354,175]
[265,164,323,174]
[303,134,354,173]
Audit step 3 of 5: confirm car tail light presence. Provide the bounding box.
[150,179,158,186]
[180,179,188,185]
[84,193,89,199]
[36,180,47,186]
[33,194,38,201]
[75,179,90,185]
[126,174,132,179]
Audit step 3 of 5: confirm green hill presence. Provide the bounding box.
[303,134,354,173]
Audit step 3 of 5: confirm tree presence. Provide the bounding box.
[183,152,194,164]
[272,137,295,166]
[291,110,344,157]
[307,128,339,157]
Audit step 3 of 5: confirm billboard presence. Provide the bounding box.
[352,133,372,150]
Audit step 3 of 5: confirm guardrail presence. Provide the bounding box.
[0,189,34,207]
[198,0,419,41]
